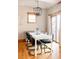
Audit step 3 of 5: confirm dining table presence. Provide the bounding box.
[29,32,52,56]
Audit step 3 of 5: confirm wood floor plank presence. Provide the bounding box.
[18,40,61,59]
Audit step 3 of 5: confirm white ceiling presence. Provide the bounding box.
[19,0,60,9]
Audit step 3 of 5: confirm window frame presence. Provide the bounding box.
[27,12,36,23]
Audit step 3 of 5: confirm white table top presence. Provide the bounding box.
[29,32,52,40]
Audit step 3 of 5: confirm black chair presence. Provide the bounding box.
[25,32,32,47]
[26,32,31,41]
[26,32,42,48]
[40,34,54,53]
[25,32,42,55]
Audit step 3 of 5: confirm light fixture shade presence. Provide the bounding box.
[33,7,42,16]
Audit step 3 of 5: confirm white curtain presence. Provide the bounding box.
[47,16,52,35]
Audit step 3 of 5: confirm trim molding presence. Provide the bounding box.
[18,39,26,42]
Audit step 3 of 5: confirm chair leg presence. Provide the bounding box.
[37,45,39,50]
[44,45,51,53]
[37,45,42,55]
[40,44,42,54]
[44,44,45,53]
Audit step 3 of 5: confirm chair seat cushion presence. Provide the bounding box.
[40,39,51,43]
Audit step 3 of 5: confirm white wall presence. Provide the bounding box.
[18,6,47,39]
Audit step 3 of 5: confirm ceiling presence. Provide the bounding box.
[19,0,60,9]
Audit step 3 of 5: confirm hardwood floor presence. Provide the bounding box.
[18,40,35,59]
[18,39,61,59]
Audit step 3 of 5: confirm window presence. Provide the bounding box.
[27,12,36,23]
[52,14,61,43]
[57,14,61,43]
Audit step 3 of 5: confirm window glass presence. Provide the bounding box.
[27,13,36,23]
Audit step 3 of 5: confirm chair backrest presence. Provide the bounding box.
[26,32,31,40]
[26,32,35,45]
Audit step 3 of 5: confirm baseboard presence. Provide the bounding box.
[18,39,26,42]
